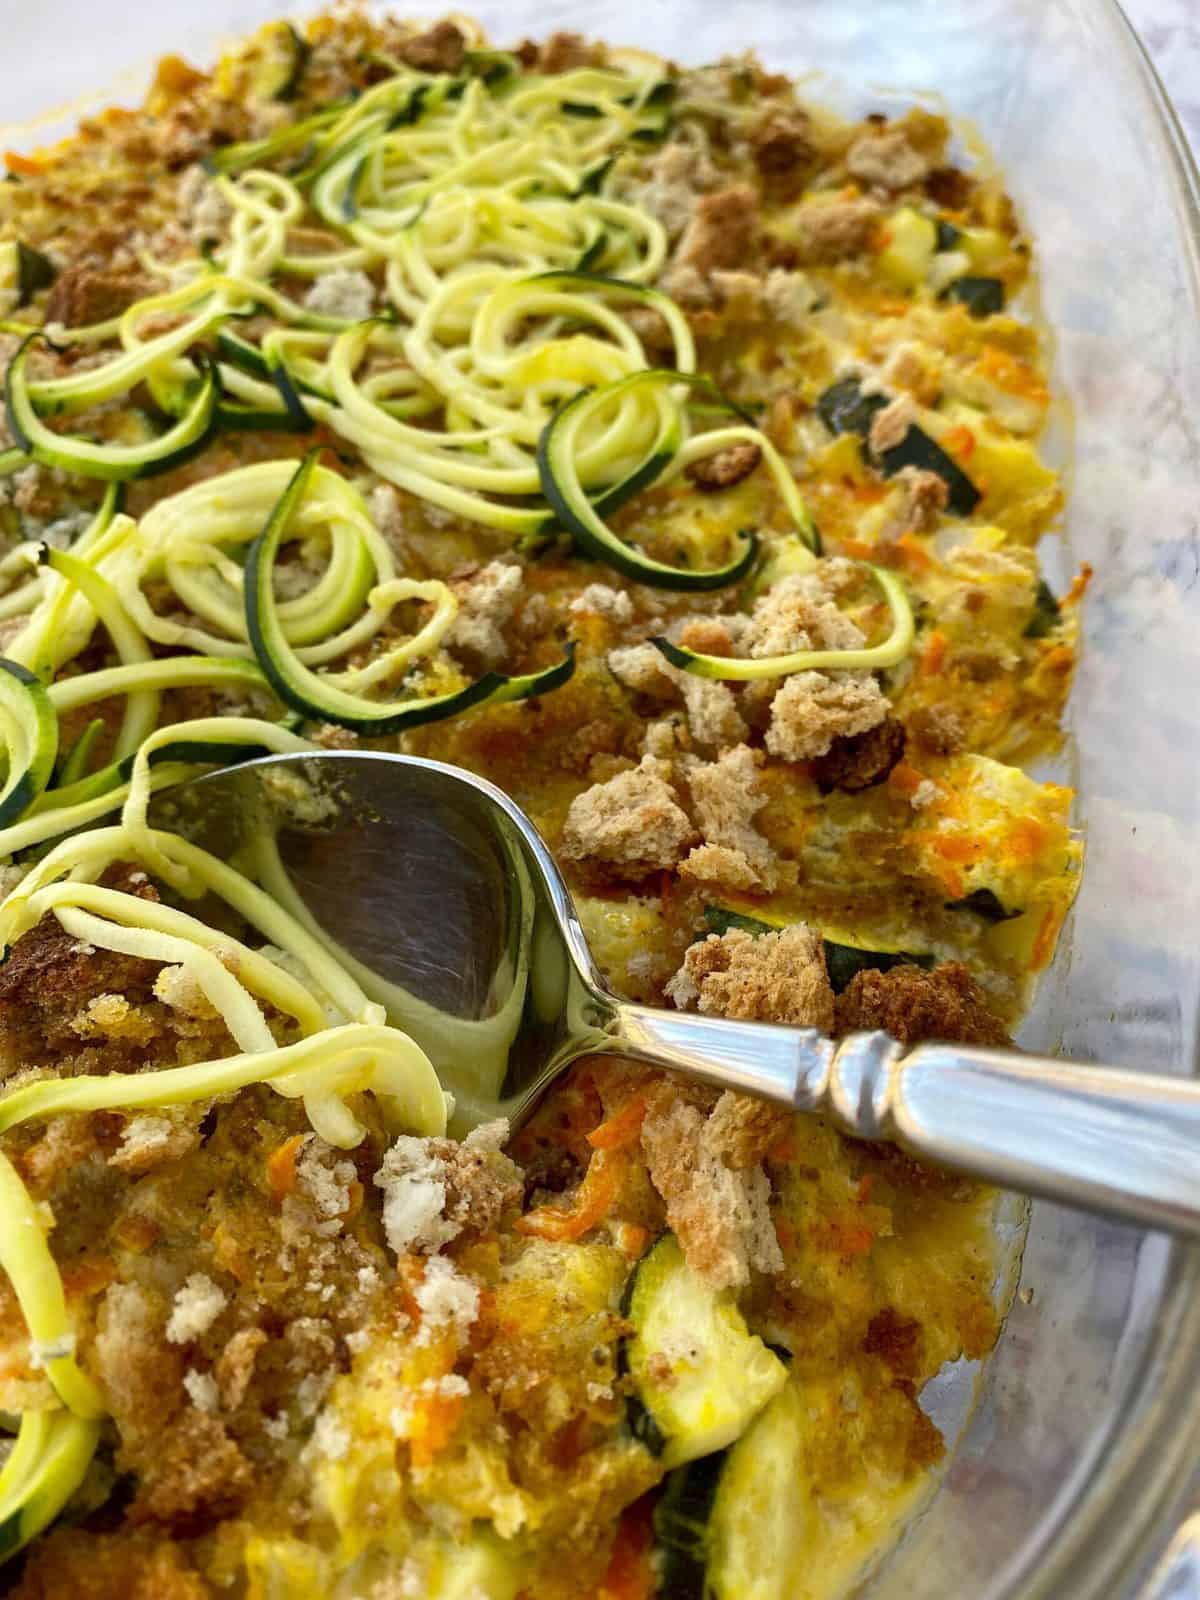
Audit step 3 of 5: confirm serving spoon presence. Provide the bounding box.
[153,749,1200,1238]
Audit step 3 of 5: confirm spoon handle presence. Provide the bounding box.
[610,1005,1200,1237]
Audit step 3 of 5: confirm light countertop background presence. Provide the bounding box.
[1126,0,1200,150]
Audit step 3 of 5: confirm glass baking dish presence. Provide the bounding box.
[4,0,1199,1596]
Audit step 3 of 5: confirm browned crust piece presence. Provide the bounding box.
[426,1131,524,1236]
[672,184,759,277]
[704,1088,792,1169]
[686,441,762,491]
[834,962,1009,1046]
[639,1085,782,1289]
[809,715,907,793]
[560,757,695,881]
[905,702,967,757]
[395,19,467,72]
[128,1408,253,1534]
[789,197,881,264]
[533,31,606,73]
[44,264,150,328]
[0,871,164,1068]
[12,1529,210,1600]
[749,105,814,177]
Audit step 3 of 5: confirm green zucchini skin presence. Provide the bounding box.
[944,887,1021,922]
[245,453,575,733]
[1024,578,1061,638]
[622,1234,787,1471]
[816,376,889,440]
[536,372,758,591]
[941,275,1005,318]
[816,375,980,516]
[875,425,980,515]
[268,23,311,102]
[6,338,219,482]
[0,657,59,829]
[2,241,56,306]
[651,1451,728,1600]
[934,219,963,251]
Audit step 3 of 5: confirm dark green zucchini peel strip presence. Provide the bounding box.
[245,452,574,732]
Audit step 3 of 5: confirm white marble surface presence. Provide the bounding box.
[1125,0,1200,154]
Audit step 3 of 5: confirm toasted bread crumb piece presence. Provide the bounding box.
[375,1120,523,1257]
[681,743,779,890]
[561,756,695,879]
[640,1091,783,1289]
[445,560,523,669]
[666,924,834,1032]
[166,1274,227,1345]
[847,128,930,190]
[766,671,889,762]
[835,962,1009,1046]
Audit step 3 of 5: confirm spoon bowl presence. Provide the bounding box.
[154,749,1200,1238]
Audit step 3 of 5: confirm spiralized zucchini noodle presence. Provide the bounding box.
[0,42,917,1551]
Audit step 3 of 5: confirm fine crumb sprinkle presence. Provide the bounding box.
[108,1112,197,1175]
[569,583,634,624]
[444,560,524,669]
[166,1273,227,1345]
[909,778,939,809]
[414,1256,480,1348]
[296,1138,359,1228]
[374,1138,458,1256]
[310,1408,352,1461]
[183,1369,220,1413]
[303,267,376,321]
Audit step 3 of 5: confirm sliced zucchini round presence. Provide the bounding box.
[624,1233,788,1470]
[705,1384,813,1600]
[0,658,58,828]
[651,1449,728,1600]
[250,21,310,102]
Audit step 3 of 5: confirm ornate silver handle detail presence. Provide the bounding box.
[610,1005,1200,1237]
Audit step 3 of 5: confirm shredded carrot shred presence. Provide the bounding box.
[920,630,948,674]
[1066,562,1094,605]
[587,1095,647,1151]
[943,423,976,460]
[516,1148,625,1241]
[887,761,926,799]
[265,1133,305,1197]
[836,537,876,561]
[4,152,44,177]
[601,1495,656,1600]
[409,1391,466,1468]
[895,532,933,572]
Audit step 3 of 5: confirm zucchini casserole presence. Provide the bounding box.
[0,12,1082,1598]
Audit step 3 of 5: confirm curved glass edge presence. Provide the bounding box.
[1009,6,1200,1598]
